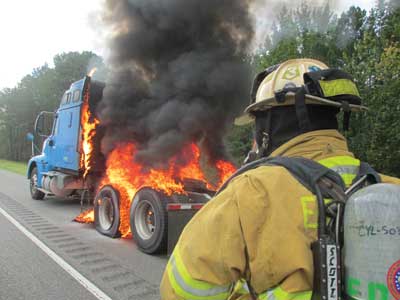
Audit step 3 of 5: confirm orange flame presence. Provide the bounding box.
[88,67,97,77]
[80,82,100,178]
[77,83,237,237]
[74,208,95,223]
[99,142,236,237]
[215,160,237,186]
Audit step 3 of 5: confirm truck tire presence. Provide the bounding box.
[30,167,45,200]
[130,188,168,254]
[94,185,120,238]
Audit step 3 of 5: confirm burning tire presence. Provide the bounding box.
[130,188,168,254]
[30,167,45,200]
[94,185,120,238]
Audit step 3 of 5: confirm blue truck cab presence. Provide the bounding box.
[27,76,104,200]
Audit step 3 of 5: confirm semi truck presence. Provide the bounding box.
[26,75,214,254]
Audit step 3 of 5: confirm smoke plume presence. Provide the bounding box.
[98,0,255,166]
[250,0,344,52]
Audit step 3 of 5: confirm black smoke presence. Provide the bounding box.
[98,0,255,166]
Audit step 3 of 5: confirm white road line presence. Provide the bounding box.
[0,206,113,300]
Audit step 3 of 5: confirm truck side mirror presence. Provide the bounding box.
[26,132,34,142]
[35,114,44,136]
[34,111,55,137]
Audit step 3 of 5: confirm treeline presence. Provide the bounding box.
[228,0,400,177]
[1,1,400,177]
[0,52,105,161]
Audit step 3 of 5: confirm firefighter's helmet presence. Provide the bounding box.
[235,59,367,126]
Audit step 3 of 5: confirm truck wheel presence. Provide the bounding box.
[30,167,45,200]
[130,188,168,254]
[94,186,120,238]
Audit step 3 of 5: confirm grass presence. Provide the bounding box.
[0,159,27,176]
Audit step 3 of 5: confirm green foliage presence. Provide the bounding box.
[226,1,400,176]
[225,124,254,165]
[0,159,27,175]
[344,3,400,177]
[0,51,105,162]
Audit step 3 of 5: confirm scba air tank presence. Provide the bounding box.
[344,184,400,300]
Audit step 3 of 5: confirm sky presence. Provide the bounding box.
[0,0,375,90]
[0,0,103,90]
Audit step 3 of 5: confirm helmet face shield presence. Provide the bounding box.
[303,68,362,106]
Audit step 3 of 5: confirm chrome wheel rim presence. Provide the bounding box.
[30,173,38,194]
[98,196,114,231]
[134,199,156,240]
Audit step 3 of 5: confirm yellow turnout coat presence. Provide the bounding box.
[160,130,400,300]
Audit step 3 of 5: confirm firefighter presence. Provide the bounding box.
[160,59,400,300]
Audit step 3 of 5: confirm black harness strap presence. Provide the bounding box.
[341,101,351,131]
[217,156,345,196]
[356,162,381,184]
[295,88,312,133]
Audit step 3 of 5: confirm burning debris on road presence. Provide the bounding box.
[75,208,95,224]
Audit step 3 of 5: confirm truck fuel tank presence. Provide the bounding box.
[41,171,85,198]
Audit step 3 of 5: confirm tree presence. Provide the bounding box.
[226,1,400,177]
[344,2,400,176]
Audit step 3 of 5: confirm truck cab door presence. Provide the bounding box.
[35,111,57,169]
[53,89,82,171]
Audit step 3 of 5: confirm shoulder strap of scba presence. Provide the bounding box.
[217,156,380,196]
[217,156,381,300]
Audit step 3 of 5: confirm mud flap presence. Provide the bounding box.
[167,209,197,255]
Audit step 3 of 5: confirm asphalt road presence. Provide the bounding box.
[0,169,167,300]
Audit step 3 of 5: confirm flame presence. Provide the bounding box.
[80,82,100,178]
[77,83,237,237]
[74,208,95,223]
[88,67,97,77]
[98,142,236,238]
[215,160,237,186]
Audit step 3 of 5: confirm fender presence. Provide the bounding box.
[27,155,50,188]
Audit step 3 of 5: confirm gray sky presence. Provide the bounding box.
[339,0,376,12]
[0,0,375,90]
